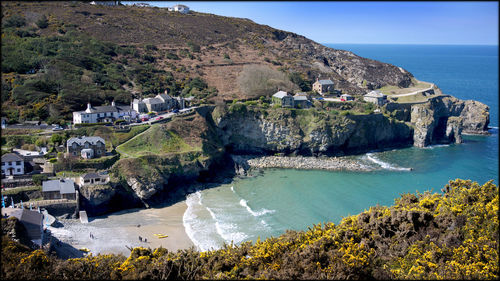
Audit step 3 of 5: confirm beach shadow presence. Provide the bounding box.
[51,237,84,259]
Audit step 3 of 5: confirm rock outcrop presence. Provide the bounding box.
[409,96,489,147]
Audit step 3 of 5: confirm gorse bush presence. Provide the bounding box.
[1,179,498,279]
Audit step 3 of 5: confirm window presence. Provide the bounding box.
[8,162,12,166]
[16,161,21,165]
[17,168,21,172]
[73,152,77,156]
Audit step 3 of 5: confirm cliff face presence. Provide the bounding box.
[213,95,489,154]
[408,96,489,147]
[214,107,413,156]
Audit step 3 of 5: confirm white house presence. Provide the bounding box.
[1,153,25,177]
[133,92,177,113]
[363,90,387,106]
[79,172,109,187]
[73,101,137,124]
[169,4,189,14]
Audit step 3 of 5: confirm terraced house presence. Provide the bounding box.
[132,92,177,113]
[66,136,106,159]
[73,101,137,124]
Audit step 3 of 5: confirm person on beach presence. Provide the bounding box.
[139,236,142,242]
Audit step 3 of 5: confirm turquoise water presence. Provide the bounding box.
[183,44,499,252]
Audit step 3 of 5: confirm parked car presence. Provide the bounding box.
[173,109,179,113]
[155,116,164,121]
[52,126,63,131]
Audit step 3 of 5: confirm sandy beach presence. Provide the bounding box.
[49,201,194,258]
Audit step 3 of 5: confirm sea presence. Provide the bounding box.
[183,44,499,252]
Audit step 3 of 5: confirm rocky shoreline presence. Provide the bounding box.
[232,155,374,173]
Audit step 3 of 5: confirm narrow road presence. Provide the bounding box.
[391,83,434,97]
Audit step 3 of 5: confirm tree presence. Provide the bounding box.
[50,134,63,146]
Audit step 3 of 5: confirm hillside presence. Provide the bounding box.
[1,1,413,124]
[2,179,497,279]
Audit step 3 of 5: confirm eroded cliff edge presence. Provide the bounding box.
[105,94,489,210]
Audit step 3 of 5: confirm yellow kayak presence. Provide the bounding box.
[79,247,91,252]
[155,234,169,239]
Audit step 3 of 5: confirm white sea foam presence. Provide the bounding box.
[239,199,275,216]
[365,153,412,171]
[421,144,450,149]
[206,207,249,244]
[183,191,220,252]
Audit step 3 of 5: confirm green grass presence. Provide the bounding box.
[1,186,42,195]
[117,125,200,158]
[111,125,150,147]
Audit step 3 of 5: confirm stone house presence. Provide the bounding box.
[66,136,106,158]
[363,90,387,106]
[313,78,335,95]
[272,91,294,108]
[1,153,25,177]
[293,93,311,108]
[79,172,109,187]
[1,208,44,248]
[42,179,76,200]
[132,92,177,113]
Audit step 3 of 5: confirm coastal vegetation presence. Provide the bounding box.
[2,179,497,279]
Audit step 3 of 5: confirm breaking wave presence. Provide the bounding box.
[365,153,412,171]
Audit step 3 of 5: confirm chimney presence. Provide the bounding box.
[111,100,116,107]
[86,102,92,113]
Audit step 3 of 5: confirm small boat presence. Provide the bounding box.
[155,234,169,239]
[79,247,91,252]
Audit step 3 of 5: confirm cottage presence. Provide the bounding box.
[1,208,44,248]
[133,92,177,113]
[169,4,189,14]
[42,179,76,200]
[293,93,311,108]
[272,91,294,108]
[1,153,25,177]
[73,101,137,124]
[363,90,387,106]
[79,172,109,187]
[340,94,354,101]
[67,136,105,158]
[90,1,120,6]
[313,78,335,95]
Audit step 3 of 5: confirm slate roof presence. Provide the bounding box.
[81,172,101,180]
[67,136,105,147]
[5,209,43,241]
[143,97,163,104]
[317,79,334,85]
[1,153,23,162]
[42,179,76,194]
[294,95,308,101]
[272,91,289,99]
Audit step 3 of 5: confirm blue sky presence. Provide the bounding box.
[123,1,499,45]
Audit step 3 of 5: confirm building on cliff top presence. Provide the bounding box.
[313,78,335,96]
[272,91,294,108]
[168,4,190,14]
[79,172,109,187]
[364,90,387,106]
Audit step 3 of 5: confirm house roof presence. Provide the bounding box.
[143,97,163,104]
[5,209,43,241]
[317,79,334,85]
[81,172,100,180]
[365,90,385,98]
[1,153,23,162]
[67,136,105,147]
[157,93,172,101]
[294,95,308,101]
[42,179,76,194]
[173,4,189,8]
[341,94,352,97]
[272,91,289,99]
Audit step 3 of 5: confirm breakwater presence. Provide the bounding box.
[236,155,374,171]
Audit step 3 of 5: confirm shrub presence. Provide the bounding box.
[3,15,26,28]
[32,174,48,185]
[35,15,48,29]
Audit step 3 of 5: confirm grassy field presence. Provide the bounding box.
[117,125,201,158]
[378,78,432,96]
[1,186,41,196]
